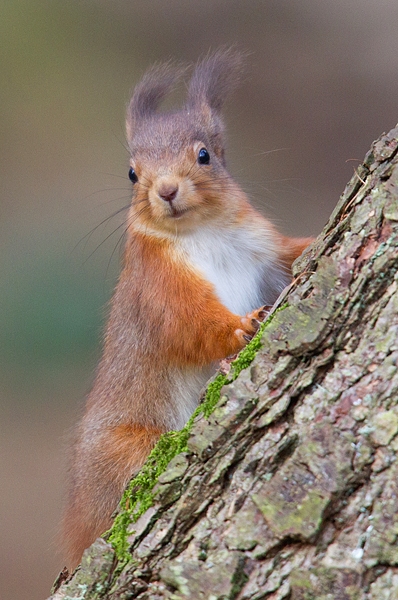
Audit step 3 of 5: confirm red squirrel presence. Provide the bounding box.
[62,49,312,568]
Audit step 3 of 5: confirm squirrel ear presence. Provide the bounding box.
[126,62,185,140]
[186,48,245,114]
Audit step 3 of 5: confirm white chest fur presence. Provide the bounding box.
[179,223,289,315]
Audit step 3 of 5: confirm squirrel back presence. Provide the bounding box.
[61,49,313,569]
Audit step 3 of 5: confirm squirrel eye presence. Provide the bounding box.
[128,167,138,184]
[198,147,210,165]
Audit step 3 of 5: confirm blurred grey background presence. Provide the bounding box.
[1,1,397,598]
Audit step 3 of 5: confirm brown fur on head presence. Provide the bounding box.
[186,48,245,163]
[125,49,246,236]
[126,48,244,152]
[126,61,186,140]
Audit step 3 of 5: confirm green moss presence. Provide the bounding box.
[107,306,287,562]
[230,555,249,599]
[107,429,191,563]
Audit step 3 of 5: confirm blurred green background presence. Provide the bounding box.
[1,1,398,598]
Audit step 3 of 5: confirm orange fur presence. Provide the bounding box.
[62,424,161,568]
[121,233,260,367]
[277,235,315,270]
[62,50,313,569]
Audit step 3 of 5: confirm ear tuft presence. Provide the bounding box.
[186,47,245,114]
[126,61,185,140]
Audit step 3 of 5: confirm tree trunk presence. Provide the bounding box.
[50,125,398,600]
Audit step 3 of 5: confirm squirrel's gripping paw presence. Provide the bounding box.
[235,305,271,347]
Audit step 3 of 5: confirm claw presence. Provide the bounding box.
[243,334,252,343]
[251,318,260,330]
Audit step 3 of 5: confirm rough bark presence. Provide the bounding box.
[50,125,398,600]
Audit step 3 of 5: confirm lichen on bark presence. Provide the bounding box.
[49,125,398,600]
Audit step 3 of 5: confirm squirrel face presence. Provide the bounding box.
[125,50,245,236]
[129,115,237,235]
[128,121,238,235]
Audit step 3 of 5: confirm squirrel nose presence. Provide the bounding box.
[158,184,178,203]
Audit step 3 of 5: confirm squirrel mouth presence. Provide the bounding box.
[169,206,189,219]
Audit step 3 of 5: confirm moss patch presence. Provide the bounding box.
[107,307,286,562]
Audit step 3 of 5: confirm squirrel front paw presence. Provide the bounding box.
[234,305,270,348]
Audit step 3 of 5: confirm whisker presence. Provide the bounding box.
[77,187,130,203]
[113,132,130,155]
[95,194,132,208]
[82,219,131,265]
[73,203,131,254]
[81,202,148,266]
[105,225,129,280]
[251,147,289,158]
[191,173,233,185]
[100,172,130,181]
[186,158,200,179]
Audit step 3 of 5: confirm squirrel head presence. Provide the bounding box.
[125,49,246,235]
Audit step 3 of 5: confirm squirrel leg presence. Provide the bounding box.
[62,423,162,569]
[278,235,314,269]
[164,303,269,365]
